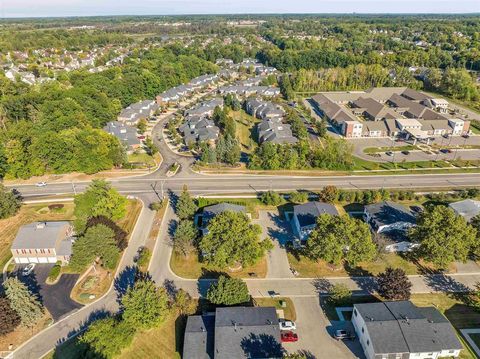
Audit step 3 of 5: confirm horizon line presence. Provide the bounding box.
[2,12,480,20]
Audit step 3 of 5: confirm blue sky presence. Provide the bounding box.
[1,0,479,18]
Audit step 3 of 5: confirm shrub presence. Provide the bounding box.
[206,276,250,305]
[259,191,284,206]
[289,191,308,204]
[48,262,62,282]
[137,248,151,270]
[329,283,352,306]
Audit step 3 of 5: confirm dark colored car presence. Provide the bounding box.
[281,331,299,342]
[440,148,452,154]
[401,150,410,155]
[385,151,394,156]
[410,206,424,214]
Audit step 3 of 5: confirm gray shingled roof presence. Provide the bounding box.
[293,201,339,228]
[449,199,480,222]
[364,201,416,228]
[183,315,215,359]
[202,203,246,227]
[214,307,282,359]
[354,301,462,356]
[12,221,71,250]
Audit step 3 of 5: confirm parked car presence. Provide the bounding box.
[281,331,298,342]
[385,151,394,156]
[443,133,450,139]
[22,263,36,277]
[463,134,470,139]
[410,206,424,214]
[401,150,410,155]
[279,320,297,331]
[334,329,355,341]
[35,181,47,187]
[440,148,452,154]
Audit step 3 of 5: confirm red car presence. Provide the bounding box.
[281,331,298,342]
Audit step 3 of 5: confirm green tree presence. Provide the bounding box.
[206,276,250,305]
[121,278,170,330]
[409,206,477,268]
[318,185,339,203]
[280,75,295,101]
[329,283,352,306]
[199,211,268,268]
[80,317,135,359]
[3,277,43,327]
[0,184,21,219]
[314,120,327,137]
[174,289,196,315]
[74,179,127,232]
[137,119,147,134]
[70,224,120,272]
[176,185,197,220]
[305,214,376,266]
[289,191,308,204]
[260,191,284,206]
[0,295,21,335]
[174,220,198,256]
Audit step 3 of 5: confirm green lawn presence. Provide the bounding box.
[363,145,419,154]
[254,297,296,321]
[231,110,259,153]
[127,152,157,167]
[287,251,454,278]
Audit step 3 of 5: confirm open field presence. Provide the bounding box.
[0,203,75,268]
[231,110,259,154]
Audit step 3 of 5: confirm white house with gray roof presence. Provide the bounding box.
[352,301,462,359]
[11,221,75,264]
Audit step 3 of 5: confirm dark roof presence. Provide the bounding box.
[214,307,282,359]
[354,301,462,355]
[364,201,416,228]
[183,315,215,359]
[293,201,339,228]
[202,203,246,227]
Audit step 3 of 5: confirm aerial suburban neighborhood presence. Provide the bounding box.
[0,6,480,359]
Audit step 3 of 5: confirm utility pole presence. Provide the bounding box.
[71,182,77,195]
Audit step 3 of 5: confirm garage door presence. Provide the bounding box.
[47,257,57,263]
[38,257,48,263]
[27,257,39,263]
[15,257,29,264]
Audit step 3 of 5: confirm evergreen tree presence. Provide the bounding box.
[0,295,21,335]
[176,185,197,220]
[3,277,44,327]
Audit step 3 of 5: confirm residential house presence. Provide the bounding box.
[257,119,298,144]
[449,199,480,222]
[104,121,142,154]
[117,100,158,126]
[352,301,462,359]
[179,116,220,145]
[364,201,417,252]
[11,222,75,264]
[292,201,339,241]
[183,307,283,359]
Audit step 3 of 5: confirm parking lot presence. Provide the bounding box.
[351,135,480,163]
[16,264,82,321]
[284,297,365,359]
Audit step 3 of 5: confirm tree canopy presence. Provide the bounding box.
[74,179,127,232]
[70,224,120,272]
[376,267,412,301]
[0,295,21,335]
[409,206,477,268]
[206,276,251,305]
[199,211,269,269]
[0,184,21,219]
[3,277,44,327]
[305,214,376,266]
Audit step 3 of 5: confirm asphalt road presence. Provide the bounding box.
[9,172,480,200]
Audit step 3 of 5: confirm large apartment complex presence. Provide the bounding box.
[311,88,470,140]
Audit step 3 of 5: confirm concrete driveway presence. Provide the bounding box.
[285,297,364,359]
[16,264,82,321]
[253,211,294,279]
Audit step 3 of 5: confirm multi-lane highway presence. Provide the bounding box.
[9,172,480,199]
